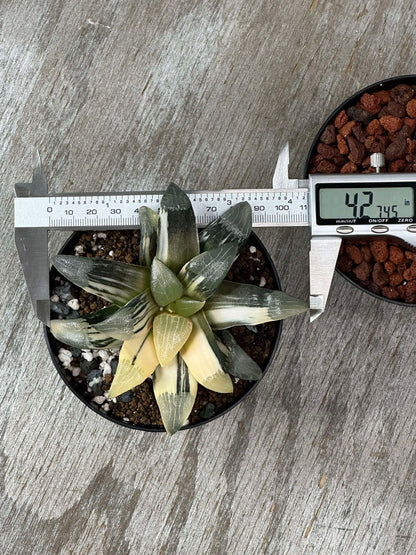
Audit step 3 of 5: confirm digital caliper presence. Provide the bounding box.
[14,145,416,324]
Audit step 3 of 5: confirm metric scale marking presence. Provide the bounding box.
[14,145,416,325]
[14,189,309,229]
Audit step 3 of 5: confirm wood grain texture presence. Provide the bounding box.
[1,0,416,553]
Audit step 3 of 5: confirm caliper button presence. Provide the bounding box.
[336,226,354,234]
[406,224,416,233]
[371,225,389,234]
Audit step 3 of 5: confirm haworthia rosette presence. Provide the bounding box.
[150,258,183,307]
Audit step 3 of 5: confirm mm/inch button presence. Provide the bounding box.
[407,224,416,233]
[336,226,354,234]
[371,225,389,234]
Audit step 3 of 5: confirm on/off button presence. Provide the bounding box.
[371,225,389,234]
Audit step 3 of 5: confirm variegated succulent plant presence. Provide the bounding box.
[51,183,307,434]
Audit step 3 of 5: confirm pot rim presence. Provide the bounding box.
[304,73,416,307]
[44,230,283,432]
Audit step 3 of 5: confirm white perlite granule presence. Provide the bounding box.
[74,245,85,254]
[93,396,106,405]
[67,299,79,310]
[259,277,266,287]
[82,350,94,362]
[97,232,107,239]
[249,245,256,253]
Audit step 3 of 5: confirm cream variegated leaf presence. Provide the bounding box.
[180,313,233,393]
[153,312,193,366]
[153,355,197,435]
[178,242,238,301]
[50,305,122,349]
[156,183,199,273]
[199,202,252,253]
[108,331,159,398]
[205,281,308,329]
[53,255,150,306]
[139,207,159,267]
[150,258,183,307]
[95,289,158,340]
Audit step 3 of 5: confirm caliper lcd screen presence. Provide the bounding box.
[318,185,415,223]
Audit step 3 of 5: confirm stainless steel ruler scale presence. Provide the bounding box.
[14,145,416,325]
[14,188,309,229]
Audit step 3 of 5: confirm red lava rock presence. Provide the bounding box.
[390,84,414,105]
[384,136,407,161]
[345,244,363,264]
[339,120,356,138]
[388,159,407,172]
[385,101,406,118]
[404,117,416,133]
[403,262,416,281]
[360,93,382,114]
[370,241,388,262]
[361,246,372,262]
[384,260,395,275]
[352,123,367,143]
[381,286,400,300]
[340,162,358,173]
[352,261,372,281]
[379,115,403,133]
[366,119,384,136]
[317,143,341,159]
[337,134,349,154]
[406,99,416,118]
[405,250,416,261]
[407,138,416,154]
[334,110,349,128]
[373,90,391,104]
[389,245,405,264]
[320,124,337,144]
[347,136,365,164]
[316,159,337,173]
[337,254,353,273]
[346,106,374,125]
[372,262,389,287]
[389,272,404,287]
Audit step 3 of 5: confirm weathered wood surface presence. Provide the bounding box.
[1,1,416,553]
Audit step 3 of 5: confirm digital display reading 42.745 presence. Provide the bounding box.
[318,185,415,223]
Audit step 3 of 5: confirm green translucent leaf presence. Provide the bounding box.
[156,183,199,273]
[95,288,158,340]
[205,281,308,329]
[153,355,197,435]
[139,207,159,267]
[153,312,193,366]
[108,331,158,398]
[178,242,238,301]
[166,297,205,317]
[199,202,252,253]
[53,255,150,306]
[180,313,233,393]
[216,330,262,381]
[50,305,122,349]
[150,258,183,307]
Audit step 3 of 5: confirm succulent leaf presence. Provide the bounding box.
[108,331,158,398]
[205,281,308,329]
[153,355,197,435]
[199,202,252,252]
[216,330,262,380]
[150,258,183,307]
[156,183,199,273]
[95,289,158,340]
[139,207,158,267]
[166,297,205,317]
[53,255,150,306]
[50,305,122,349]
[178,242,239,301]
[153,312,193,366]
[180,314,233,393]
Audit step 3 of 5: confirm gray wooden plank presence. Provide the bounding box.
[1,0,416,553]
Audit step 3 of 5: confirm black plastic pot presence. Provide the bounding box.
[305,74,416,307]
[45,230,282,432]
